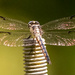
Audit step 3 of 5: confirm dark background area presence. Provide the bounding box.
[0,0,75,24]
[0,0,75,75]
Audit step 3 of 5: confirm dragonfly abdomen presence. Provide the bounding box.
[36,36,51,64]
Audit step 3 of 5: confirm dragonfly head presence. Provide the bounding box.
[28,21,40,28]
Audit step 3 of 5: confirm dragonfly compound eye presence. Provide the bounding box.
[28,21,40,28]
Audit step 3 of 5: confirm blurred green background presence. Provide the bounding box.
[0,0,75,75]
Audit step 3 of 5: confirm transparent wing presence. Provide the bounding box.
[0,16,29,32]
[0,32,31,47]
[42,16,75,46]
[43,31,75,46]
[42,17,75,31]
[0,16,31,47]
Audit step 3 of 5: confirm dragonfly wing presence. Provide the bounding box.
[42,16,75,46]
[0,16,31,47]
[42,17,75,31]
[0,32,31,47]
[43,31,75,46]
[0,16,29,31]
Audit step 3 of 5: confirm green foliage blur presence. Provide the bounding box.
[0,0,75,75]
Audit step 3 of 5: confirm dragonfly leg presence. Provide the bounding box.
[29,48,34,55]
[0,31,11,35]
[70,15,75,19]
[27,35,31,39]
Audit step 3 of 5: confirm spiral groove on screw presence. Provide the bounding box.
[23,38,48,75]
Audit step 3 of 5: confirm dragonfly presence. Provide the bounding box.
[0,15,75,64]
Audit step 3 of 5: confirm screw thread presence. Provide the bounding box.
[23,38,48,75]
